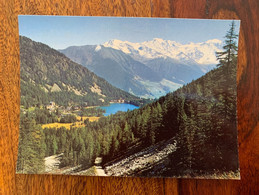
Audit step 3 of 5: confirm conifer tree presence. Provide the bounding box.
[17,117,45,173]
[216,21,238,69]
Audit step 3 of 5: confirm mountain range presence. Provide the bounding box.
[103,38,222,65]
[60,38,222,98]
[18,36,239,178]
[19,36,144,108]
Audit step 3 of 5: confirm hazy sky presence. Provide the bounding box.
[18,16,240,50]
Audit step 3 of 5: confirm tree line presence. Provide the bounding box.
[17,21,239,177]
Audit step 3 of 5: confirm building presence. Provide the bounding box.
[46,101,56,110]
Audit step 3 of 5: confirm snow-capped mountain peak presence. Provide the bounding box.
[103,38,223,65]
[103,39,132,54]
[152,38,165,43]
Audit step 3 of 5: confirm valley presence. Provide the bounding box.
[22,99,139,130]
[19,59,238,179]
[60,38,222,98]
[17,20,240,179]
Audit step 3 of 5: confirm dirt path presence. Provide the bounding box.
[95,166,107,176]
[44,153,63,173]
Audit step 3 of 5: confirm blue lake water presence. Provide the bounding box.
[100,103,139,116]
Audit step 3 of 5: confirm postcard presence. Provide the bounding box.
[17,16,240,179]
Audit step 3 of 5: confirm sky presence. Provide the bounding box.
[18,16,240,50]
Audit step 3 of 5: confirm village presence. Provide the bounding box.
[43,101,105,129]
[21,98,129,130]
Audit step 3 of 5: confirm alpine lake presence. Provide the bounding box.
[100,103,139,116]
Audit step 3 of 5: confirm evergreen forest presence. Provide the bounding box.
[17,21,239,178]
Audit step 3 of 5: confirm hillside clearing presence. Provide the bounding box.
[42,117,99,129]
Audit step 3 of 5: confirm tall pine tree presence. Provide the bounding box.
[216,20,238,70]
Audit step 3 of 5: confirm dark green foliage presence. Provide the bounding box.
[17,26,238,176]
[20,80,49,108]
[17,113,45,173]
[60,114,77,123]
[18,58,238,175]
[216,21,238,69]
[49,60,237,175]
[168,62,237,175]
[81,107,105,117]
[34,108,58,124]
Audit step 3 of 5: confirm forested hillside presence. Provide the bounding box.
[20,36,145,107]
[17,57,238,177]
[17,22,239,178]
